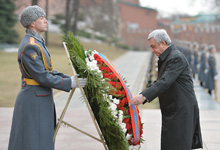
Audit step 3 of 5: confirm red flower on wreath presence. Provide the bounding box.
[93,53,143,146]
[116,89,123,95]
[96,58,103,65]
[126,123,132,131]
[116,82,122,89]
[94,54,100,59]
[117,97,128,108]
[99,66,105,71]
[109,73,117,80]
[103,73,109,78]
[104,66,112,73]
[108,81,116,88]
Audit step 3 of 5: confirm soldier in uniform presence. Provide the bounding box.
[192,42,200,79]
[198,43,208,87]
[8,6,87,150]
[186,41,193,70]
[205,44,218,95]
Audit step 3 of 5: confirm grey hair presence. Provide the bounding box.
[148,29,171,45]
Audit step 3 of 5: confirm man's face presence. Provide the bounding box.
[148,38,164,57]
[196,45,199,50]
[32,16,48,34]
[212,47,216,53]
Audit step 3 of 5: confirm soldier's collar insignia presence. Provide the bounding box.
[30,52,38,61]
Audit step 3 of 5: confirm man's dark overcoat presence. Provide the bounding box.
[141,45,203,150]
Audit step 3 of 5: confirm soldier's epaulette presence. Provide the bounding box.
[29,37,35,45]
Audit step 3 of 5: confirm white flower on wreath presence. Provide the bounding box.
[126,134,132,140]
[113,98,120,105]
[89,55,94,61]
[118,110,123,123]
[92,50,98,55]
[119,122,127,133]
[86,60,98,71]
[118,110,123,116]
[109,103,117,112]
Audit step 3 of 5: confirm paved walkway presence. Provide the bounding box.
[214,53,220,104]
[1,51,220,150]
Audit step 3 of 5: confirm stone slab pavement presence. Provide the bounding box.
[214,53,220,104]
[1,51,220,150]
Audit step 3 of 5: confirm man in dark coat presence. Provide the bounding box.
[129,29,203,150]
[8,5,86,150]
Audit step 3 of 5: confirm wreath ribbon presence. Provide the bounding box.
[98,53,141,144]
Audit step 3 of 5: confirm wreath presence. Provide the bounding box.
[64,32,143,150]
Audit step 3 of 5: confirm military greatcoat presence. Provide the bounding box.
[8,29,72,150]
[192,50,199,75]
[205,54,217,90]
[198,51,207,83]
[141,45,203,150]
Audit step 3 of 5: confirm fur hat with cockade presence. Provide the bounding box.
[19,5,45,28]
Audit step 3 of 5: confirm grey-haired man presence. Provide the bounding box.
[8,5,86,150]
[129,29,203,150]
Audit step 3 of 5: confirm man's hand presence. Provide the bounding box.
[129,94,146,106]
[214,75,218,80]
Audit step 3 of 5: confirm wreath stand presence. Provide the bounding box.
[53,42,108,150]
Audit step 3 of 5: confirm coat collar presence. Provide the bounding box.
[25,29,45,43]
[159,44,175,61]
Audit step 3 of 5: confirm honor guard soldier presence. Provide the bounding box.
[205,44,218,95]
[8,5,86,150]
[198,43,208,87]
[192,42,200,79]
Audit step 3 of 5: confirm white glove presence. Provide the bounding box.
[197,64,200,69]
[214,75,218,80]
[71,76,87,88]
[204,69,208,74]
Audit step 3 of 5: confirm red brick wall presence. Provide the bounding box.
[118,2,158,49]
[124,0,139,4]
[13,0,159,50]
[172,23,220,51]
[14,0,65,16]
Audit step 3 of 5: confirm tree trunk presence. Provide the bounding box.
[32,0,38,5]
[72,0,80,35]
[65,0,71,33]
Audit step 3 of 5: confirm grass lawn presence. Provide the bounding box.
[0,24,127,107]
[1,23,160,109]
[0,44,126,107]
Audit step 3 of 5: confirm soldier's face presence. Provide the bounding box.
[32,16,48,34]
[148,38,165,57]
[212,47,216,53]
